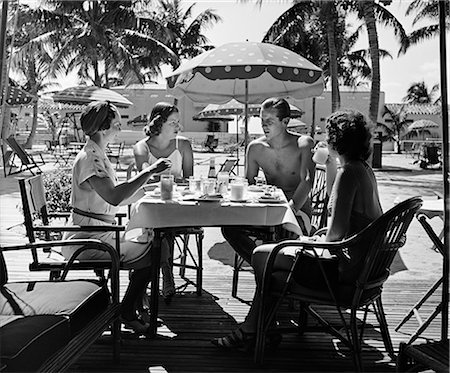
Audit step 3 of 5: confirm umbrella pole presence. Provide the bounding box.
[438,0,449,341]
[236,115,239,174]
[244,80,249,171]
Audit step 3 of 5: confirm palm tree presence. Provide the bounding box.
[8,4,67,147]
[143,0,222,70]
[263,0,393,134]
[403,81,439,104]
[262,1,343,113]
[345,1,408,126]
[379,104,409,153]
[42,1,172,87]
[400,0,450,54]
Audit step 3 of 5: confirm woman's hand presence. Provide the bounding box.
[148,158,172,174]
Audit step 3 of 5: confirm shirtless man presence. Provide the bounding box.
[221,97,315,265]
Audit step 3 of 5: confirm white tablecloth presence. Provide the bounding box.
[127,189,302,235]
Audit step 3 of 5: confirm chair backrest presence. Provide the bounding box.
[6,136,33,165]
[106,142,124,157]
[309,165,328,231]
[19,175,50,243]
[352,196,422,293]
[218,158,238,176]
[205,135,218,150]
[126,162,138,180]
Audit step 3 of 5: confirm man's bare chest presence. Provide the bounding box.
[258,147,301,175]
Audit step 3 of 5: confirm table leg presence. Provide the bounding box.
[149,229,162,336]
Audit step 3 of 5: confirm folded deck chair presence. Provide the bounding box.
[2,136,43,176]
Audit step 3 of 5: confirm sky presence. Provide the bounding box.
[162,0,448,104]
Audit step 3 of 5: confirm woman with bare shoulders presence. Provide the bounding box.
[133,102,194,302]
[212,108,382,351]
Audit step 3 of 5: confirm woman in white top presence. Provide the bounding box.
[133,102,193,181]
[133,102,194,302]
[62,101,171,335]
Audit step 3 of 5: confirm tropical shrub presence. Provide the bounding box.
[43,168,72,212]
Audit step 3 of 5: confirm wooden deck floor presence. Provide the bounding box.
[70,275,443,373]
[4,229,444,373]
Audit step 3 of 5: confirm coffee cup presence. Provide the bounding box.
[230,181,246,201]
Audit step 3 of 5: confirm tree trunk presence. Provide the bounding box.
[24,60,38,149]
[396,139,402,154]
[93,60,101,86]
[104,59,109,88]
[363,1,380,126]
[326,11,340,112]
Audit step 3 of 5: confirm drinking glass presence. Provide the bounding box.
[313,146,329,165]
[201,178,216,195]
[217,172,229,194]
[255,176,266,187]
[189,176,202,194]
[160,175,174,200]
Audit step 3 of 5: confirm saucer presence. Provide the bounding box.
[230,198,249,203]
[195,194,223,202]
[248,185,265,192]
[257,197,283,204]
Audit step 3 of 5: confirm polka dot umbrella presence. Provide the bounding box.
[193,99,304,120]
[165,41,324,150]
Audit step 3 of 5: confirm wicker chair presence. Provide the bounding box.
[254,197,423,371]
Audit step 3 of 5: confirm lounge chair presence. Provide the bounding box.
[217,158,238,177]
[2,136,44,176]
[204,135,219,152]
[106,142,125,170]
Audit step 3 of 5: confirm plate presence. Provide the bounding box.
[195,195,223,202]
[248,185,265,192]
[143,184,158,192]
[257,198,283,204]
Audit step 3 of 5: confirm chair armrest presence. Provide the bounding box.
[48,212,71,219]
[33,225,125,232]
[259,239,351,297]
[1,239,120,303]
[314,227,328,237]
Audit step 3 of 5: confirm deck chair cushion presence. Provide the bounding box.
[0,314,70,372]
[0,280,110,335]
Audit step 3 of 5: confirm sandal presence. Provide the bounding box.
[120,316,150,335]
[211,328,256,352]
[211,328,282,353]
